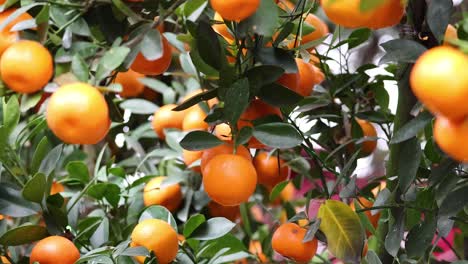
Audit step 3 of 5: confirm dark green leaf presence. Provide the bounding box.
[173,89,217,111]
[224,78,250,125]
[245,65,284,92]
[255,47,297,74]
[427,0,453,41]
[398,138,422,192]
[380,39,427,64]
[391,112,433,144]
[270,181,289,201]
[439,184,468,219]
[31,136,50,174]
[384,211,405,257]
[183,214,206,238]
[253,123,302,149]
[190,217,236,240]
[95,47,131,83]
[258,83,303,107]
[348,28,372,49]
[0,225,47,246]
[196,20,223,70]
[66,161,90,183]
[71,54,89,82]
[0,184,39,217]
[238,0,279,38]
[406,216,436,258]
[236,126,253,146]
[180,131,224,151]
[22,173,46,203]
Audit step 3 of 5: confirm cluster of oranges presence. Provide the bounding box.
[411,26,468,162]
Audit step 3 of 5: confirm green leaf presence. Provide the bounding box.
[190,217,236,241]
[245,65,284,92]
[384,211,405,257]
[398,138,422,192]
[71,54,89,82]
[180,131,224,151]
[427,0,453,41]
[0,3,44,31]
[95,47,131,83]
[236,126,253,146]
[38,144,63,176]
[3,95,20,136]
[380,39,427,64]
[224,78,250,125]
[139,78,176,105]
[255,47,297,74]
[364,251,382,264]
[269,181,289,201]
[406,216,436,258]
[173,89,217,111]
[184,0,208,21]
[120,247,150,257]
[139,205,178,232]
[31,136,50,174]
[438,184,468,219]
[196,20,224,70]
[87,183,120,208]
[253,123,302,149]
[348,28,372,49]
[20,92,42,113]
[318,200,365,263]
[390,111,433,144]
[0,225,47,246]
[141,28,163,61]
[238,0,278,38]
[66,161,90,183]
[0,184,40,217]
[22,173,46,203]
[183,214,206,238]
[110,0,140,21]
[119,99,158,115]
[258,83,303,107]
[90,217,109,248]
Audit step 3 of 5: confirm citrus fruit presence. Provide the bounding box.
[238,99,282,148]
[46,83,110,145]
[29,236,80,264]
[214,123,232,141]
[350,197,380,234]
[182,150,202,172]
[203,154,257,206]
[0,9,34,56]
[182,105,209,131]
[212,12,234,43]
[410,46,468,121]
[200,143,252,174]
[151,104,187,140]
[210,0,261,22]
[1,40,53,94]
[130,32,172,75]
[1,256,9,264]
[444,24,458,46]
[433,117,468,163]
[277,71,301,95]
[50,182,65,195]
[249,240,268,263]
[207,200,240,221]
[143,176,182,212]
[271,222,318,262]
[355,119,378,155]
[130,219,178,264]
[287,14,329,49]
[114,69,145,97]
[253,152,289,187]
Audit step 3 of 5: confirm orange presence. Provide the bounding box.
[182,150,202,172]
[356,119,377,155]
[212,12,234,43]
[249,241,268,263]
[29,236,80,264]
[0,40,53,94]
[280,182,296,201]
[444,24,458,46]
[433,117,468,163]
[253,152,289,187]
[277,71,301,95]
[0,9,34,56]
[182,105,209,131]
[143,176,182,212]
[207,201,240,221]
[1,256,9,264]
[210,0,261,22]
[310,64,325,85]
[351,197,380,235]
[214,123,232,141]
[288,14,329,49]
[46,83,110,145]
[238,99,282,149]
[278,59,324,96]
[200,143,252,174]
[151,104,187,140]
[130,33,172,75]
[410,46,468,121]
[203,154,257,206]
[366,0,404,29]
[271,223,318,263]
[130,219,178,264]
[50,182,64,195]
[114,69,145,97]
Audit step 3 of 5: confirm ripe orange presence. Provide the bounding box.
[203,154,257,206]
[151,104,187,140]
[130,219,178,264]
[143,176,182,212]
[444,25,458,46]
[249,241,268,263]
[271,223,318,262]
[130,33,172,75]
[46,83,110,145]
[238,99,282,149]
[310,63,325,85]
[182,105,209,131]
[200,143,252,174]
[410,46,468,121]
[351,197,380,235]
[277,71,301,95]
[0,40,53,94]
[114,69,145,98]
[50,182,65,195]
[212,12,234,43]
[182,150,202,172]
[366,0,404,29]
[29,236,80,264]
[207,200,240,221]
[253,152,289,187]
[356,119,377,155]
[0,9,34,56]
[214,123,232,141]
[210,0,261,22]
[433,117,468,163]
[288,14,329,49]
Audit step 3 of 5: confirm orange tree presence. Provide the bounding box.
[0,0,467,263]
